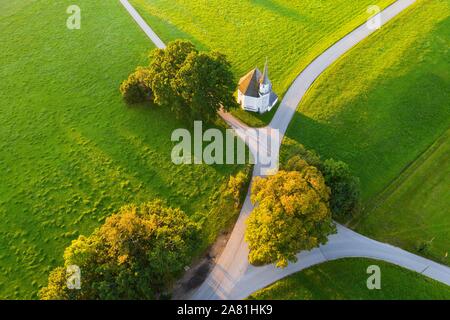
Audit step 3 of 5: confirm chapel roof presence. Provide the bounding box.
[238,67,262,98]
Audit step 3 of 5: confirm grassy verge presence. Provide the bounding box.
[129,0,396,127]
[248,258,450,300]
[0,0,247,299]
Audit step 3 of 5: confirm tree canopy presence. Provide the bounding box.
[282,139,362,221]
[119,66,153,104]
[39,200,199,300]
[120,40,237,122]
[245,164,336,268]
[322,159,361,219]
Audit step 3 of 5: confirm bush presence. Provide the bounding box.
[416,238,434,254]
[322,159,361,220]
[120,67,153,104]
[282,139,361,221]
[226,171,251,209]
[40,200,199,300]
[281,137,322,169]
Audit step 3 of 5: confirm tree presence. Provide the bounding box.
[120,67,153,104]
[121,40,238,122]
[177,51,239,122]
[147,40,197,120]
[40,200,199,300]
[225,171,250,209]
[281,137,322,169]
[322,159,361,219]
[245,167,336,268]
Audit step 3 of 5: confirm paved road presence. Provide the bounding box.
[121,0,450,299]
[119,0,166,49]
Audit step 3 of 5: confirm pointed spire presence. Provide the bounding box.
[260,58,270,85]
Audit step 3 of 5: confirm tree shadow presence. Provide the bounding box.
[250,0,311,23]
[131,3,207,51]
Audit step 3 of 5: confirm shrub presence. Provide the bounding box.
[416,238,434,254]
[322,159,361,220]
[226,171,251,209]
[120,67,153,104]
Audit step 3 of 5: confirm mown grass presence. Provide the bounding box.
[0,0,247,299]
[129,0,396,127]
[247,258,450,300]
[282,0,449,263]
[353,129,450,265]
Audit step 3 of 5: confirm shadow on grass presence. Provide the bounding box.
[250,0,311,23]
[129,0,207,51]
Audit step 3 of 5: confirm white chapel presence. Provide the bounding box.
[237,60,278,113]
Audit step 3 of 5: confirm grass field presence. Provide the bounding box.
[282,0,449,263]
[248,258,450,300]
[130,0,396,127]
[353,129,450,265]
[0,1,247,299]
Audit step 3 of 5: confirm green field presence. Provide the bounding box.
[0,1,246,299]
[130,0,396,127]
[283,0,450,201]
[282,0,449,263]
[248,258,450,300]
[354,129,450,265]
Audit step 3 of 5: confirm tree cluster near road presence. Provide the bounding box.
[121,40,238,123]
[245,139,362,268]
[283,139,361,221]
[246,161,336,268]
[40,201,199,300]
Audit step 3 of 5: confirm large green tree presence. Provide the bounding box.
[39,201,199,300]
[121,40,237,122]
[283,140,361,221]
[177,51,238,122]
[147,40,197,120]
[245,163,336,268]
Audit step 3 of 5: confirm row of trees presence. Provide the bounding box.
[40,201,199,300]
[120,40,238,123]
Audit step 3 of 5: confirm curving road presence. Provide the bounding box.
[120,0,450,299]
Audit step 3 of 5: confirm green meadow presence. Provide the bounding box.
[248,258,450,300]
[0,0,246,299]
[354,129,450,265]
[283,0,450,262]
[129,0,396,126]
